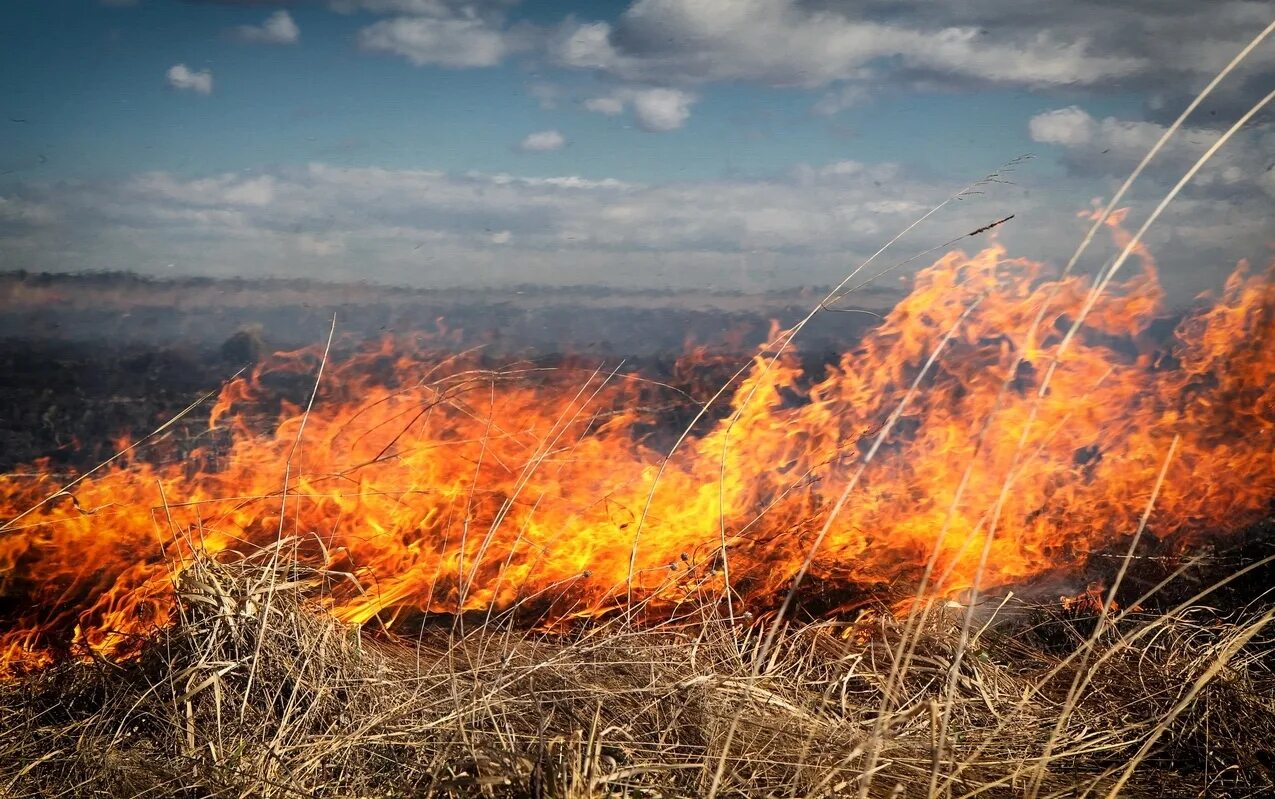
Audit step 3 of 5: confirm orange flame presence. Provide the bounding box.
[2,227,1273,673]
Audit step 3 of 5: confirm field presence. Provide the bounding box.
[2,214,1274,798]
[5,545,1275,798]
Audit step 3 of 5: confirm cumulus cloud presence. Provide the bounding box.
[1028,106,1275,200]
[330,0,519,16]
[548,0,1275,116]
[357,15,526,67]
[1029,106,1098,147]
[583,87,697,131]
[552,0,1144,90]
[349,0,533,67]
[166,64,213,95]
[629,88,695,131]
[233,10,300,45]
[517,130,566,152]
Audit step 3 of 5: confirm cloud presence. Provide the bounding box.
[629,87,695,131]
[347,0,533,67]
[357,15,526,67]
[1028,106,1275,200]
[1029,106,1098,147]
[0,196,57,227]
[552,0,1143,90]
[165,64,213,94]
[233,10,300,45]
[812,82,871,117]
[517,130,566,152]
[0,162,984,286]
[5,157,1263,303]
[583,87,697,131]
[549,0,1274,113]
[330,0,519,16]
[583,95,625,115]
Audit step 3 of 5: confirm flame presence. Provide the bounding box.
[2,225,1273,673]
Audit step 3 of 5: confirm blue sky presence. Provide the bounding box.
[1,1,1272,300]
[4,0,1116,182]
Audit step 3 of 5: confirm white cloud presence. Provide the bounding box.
[583,87,697,131]
[129,173,277,207]
[330,0,518,16]
[1029,106,1097,147]
[1026,106,1275,198]
[165,64,213,95]
[545,0,1275,121]
[234,11,300,45]
[517,130,566,152]
[2,158,1267,302]
[583,95,625,115]
[0,162,1002,285]
[629,87,695,131]
[551,0,1145,90]
[357,15,519,67]
[552,21,614,70]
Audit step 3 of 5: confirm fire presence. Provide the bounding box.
[1,224,1273,673]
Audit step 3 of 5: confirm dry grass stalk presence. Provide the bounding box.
[2,541,1272,798]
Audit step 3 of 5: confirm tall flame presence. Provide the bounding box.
[2,222,1273,673]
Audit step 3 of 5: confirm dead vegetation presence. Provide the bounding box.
[2,540,1273,799]
[5,27,1274,798]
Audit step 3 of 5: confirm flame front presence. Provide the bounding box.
[2,226,1273,672]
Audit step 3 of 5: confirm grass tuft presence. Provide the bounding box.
[3,541,1273,798]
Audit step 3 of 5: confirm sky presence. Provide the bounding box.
[0,0,1272,302]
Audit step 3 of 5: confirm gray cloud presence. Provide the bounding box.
[1029,106,1275,201]
[549,0,1275,110]
[177,0,1275,121]
[233,10,300,44]
[1,157,1265,302]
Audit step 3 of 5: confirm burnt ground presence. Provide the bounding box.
[0,272,888,473]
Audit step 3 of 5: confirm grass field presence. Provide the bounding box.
[4,539,1274,798]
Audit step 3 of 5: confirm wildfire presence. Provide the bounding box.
[1,221,1272,674]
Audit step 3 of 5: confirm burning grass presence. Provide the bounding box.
[3,100,1275,792]
[2,230,1273,673]
[3,541,1273,798]
[1,228,1272,794]
[1,232,1274,794]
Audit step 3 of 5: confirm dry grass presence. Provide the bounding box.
[2,540,1273,798]
[5,27,1274,799]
